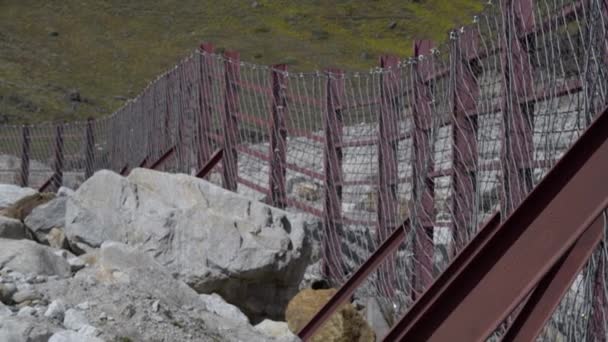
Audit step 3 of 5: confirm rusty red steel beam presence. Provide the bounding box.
[269,64,289,208]
[411,39,437,300]
[451,27,480,250]
[51,123,64,192]
[38,177,53,193]
[236,145,268,161]
[222,50,241,191]
[381,212,502,340]
[237,176,270,196]
[84,118,95,179]
[298,218,410,341]
[286,90,323,107]
[138,155,149,168]
[195,149,223,178]
[236,111,271,127]
[285,198,324,218]
[285,127,325,144]
[119,164,129,176]
[383,105,608,341]
[197,43,215,175]
[284,161,324,181]
[149,145,176,170]
[237,79,272,96]
[322,68,346,279]
[500,0,536,214]
[502,210,606,341]
[20,125,30,187]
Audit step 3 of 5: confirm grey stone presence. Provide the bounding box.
[45,299,67,320]
[364,297,391,340]
[0,316,56,341]
[65,169,315,321]
[57,187,75,197]
[0,238,72,277]
[67,256,85,272]
[12,288,41,304]
[0,216,26,239]
[75,302,90,310]
[17,306,36,317]
[0,184,37,208]
[77,324,100,337]
[24,196,67,246]
[0,301,11,316]
[199,293,249,324]
[63,308,89,331]
[49,330,104,342]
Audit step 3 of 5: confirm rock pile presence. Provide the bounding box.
[0,168,390,341]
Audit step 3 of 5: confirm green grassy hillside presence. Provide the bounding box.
[0,0,483,124]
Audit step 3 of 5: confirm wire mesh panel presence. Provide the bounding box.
[0,0,607,339]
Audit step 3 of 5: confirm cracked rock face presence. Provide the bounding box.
[65,168,316,322]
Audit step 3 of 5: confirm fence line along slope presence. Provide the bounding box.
[0,0,607,340]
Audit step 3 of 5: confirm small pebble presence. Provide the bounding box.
[45,299,67,320]
[34,275,47,283]
[78,324,101,337]
[76,301,90,310]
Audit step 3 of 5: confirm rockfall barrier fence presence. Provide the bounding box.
[1,0,607,339]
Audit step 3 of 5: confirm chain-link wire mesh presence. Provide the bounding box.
[0,0,607,339]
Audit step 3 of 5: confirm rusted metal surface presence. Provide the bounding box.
[591,252,607,341]
[85,118,95,179]
[298,219,409,341]
[502,211,606,341]
[411,39,436,299]
[138,156,148,168]
[451,29,479,250]
[377,54,400,295]
[222,50,240,191]
[269,64,288,209]
[383,105,608,342]
[149,145,176,170]
[500,0,535,215]
[383,212,502,341]
[197,43,215,176]
[51,123,64,192]
[323,68,345,281]
[20,125,30,187]
[196,148,223,179]
[119,164,129,176]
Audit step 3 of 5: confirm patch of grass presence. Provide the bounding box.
[0,0,484,124]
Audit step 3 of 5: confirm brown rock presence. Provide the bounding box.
[0,193,55,221]
[47,227,68,249]
[285,288,375,342]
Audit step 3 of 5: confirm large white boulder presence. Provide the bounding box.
[0,238,72,277]
[0,184,37,209]
[65,169,315,321]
